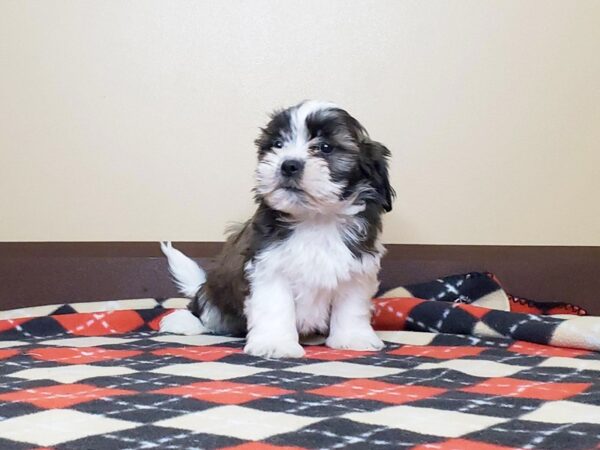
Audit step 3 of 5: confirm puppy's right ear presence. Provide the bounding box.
[254,128,271,155]
[358,139,395,212]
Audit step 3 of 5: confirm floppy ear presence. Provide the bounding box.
[358,140,395,212]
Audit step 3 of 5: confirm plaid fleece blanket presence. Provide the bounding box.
[0,273,599,449]
[381,272,588,316]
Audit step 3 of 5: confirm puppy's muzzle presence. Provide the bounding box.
[281,159,304,178]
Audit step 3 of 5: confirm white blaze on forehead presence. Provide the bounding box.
[289,100,338,145]
[255,100,354,216]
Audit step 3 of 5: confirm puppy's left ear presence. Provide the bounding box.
[358,140,395,212]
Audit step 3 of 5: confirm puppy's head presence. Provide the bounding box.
[254,100,394,217]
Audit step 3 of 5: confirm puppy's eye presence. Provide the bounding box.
[273,140,284,149]
[319,143,333,154]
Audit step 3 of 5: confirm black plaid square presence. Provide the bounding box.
[62,425,242,450]
[248,392,383,417]
[379,367,483,390]
[409,390,542,418]
[268,418,435,450]
[232,369,340,391]
[465,419,600,450]
[73,392,216,423]
[89,371,203,392]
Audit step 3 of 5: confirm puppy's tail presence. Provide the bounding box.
[160,241,206,298]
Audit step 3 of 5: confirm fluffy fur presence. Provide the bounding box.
[161,100,395,358]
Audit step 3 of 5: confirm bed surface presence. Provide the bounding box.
[1,301,599,450]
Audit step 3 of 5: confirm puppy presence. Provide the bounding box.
[161,100,394,358]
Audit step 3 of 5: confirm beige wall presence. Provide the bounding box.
[1,1,599,245]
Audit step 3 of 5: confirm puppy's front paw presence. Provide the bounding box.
[244,339,305,359]
[326,329,385,352]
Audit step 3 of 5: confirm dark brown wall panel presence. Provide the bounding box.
[0,242,598,314]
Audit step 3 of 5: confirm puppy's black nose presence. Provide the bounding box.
[281,159,304,177]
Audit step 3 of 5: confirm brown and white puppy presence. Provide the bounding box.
[160,100,394,358]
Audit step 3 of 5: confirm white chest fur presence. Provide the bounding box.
[246,216,383,335]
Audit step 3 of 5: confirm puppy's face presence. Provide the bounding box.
[254,101,393,216]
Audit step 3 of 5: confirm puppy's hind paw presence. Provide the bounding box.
[159,309,207,336]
